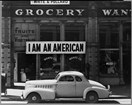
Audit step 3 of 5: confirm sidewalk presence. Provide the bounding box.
[1,83,24,101]
[110,84,131,98]
[1,83,131,101]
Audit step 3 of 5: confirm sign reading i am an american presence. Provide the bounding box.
[26,41,86,54]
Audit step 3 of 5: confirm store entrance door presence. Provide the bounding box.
[17,53,36,82]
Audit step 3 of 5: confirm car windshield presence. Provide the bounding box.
[55,74,60,80]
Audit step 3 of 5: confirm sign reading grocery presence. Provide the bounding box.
[13,7,87,17]
[26,41,86,54]
[30,0,70,5]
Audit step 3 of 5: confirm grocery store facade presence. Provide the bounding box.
[2,1,131,87]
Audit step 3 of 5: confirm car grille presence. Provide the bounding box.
[35,85,53,88]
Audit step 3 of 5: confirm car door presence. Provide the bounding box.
[56,75,76,97]
[75,76,89,97]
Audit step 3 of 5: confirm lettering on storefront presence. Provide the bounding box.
[14,8,85,17]
[15,27,35,34]
[10,7,131,17]
[99,8,131,17]
[14,23,36,51]
[26,41,86,54]
[10,6,88,17]
[30,0,70,5]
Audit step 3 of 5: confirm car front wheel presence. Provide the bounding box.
[27,92,41,103]
[85,91,98,103]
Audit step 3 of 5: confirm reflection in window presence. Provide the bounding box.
[99,22,119,48]
[59,76,74,82]
[123,22,131,84]
[75,76,82,82]
[100,50,119,75]
[65,23,85,72]
[99,22,120,76]
[123,22,131,43]
[39,24,60,79]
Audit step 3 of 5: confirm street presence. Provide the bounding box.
[1,84,131,105]
[1,98,131,104]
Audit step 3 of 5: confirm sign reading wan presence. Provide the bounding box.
[30,0,70,5]
[26,41,86,54]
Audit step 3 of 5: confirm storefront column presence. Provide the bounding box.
[87,17,99,81]
[119,21,125,85]
[60,21,65,71]
[85,21,88,76]
[36,22,40,79]
[10,18,14,87]
[85,2,99,81]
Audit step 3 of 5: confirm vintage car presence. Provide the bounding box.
[21,71,112,103]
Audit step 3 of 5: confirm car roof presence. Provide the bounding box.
[59,71,84,76]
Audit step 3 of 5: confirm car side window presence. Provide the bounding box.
[75,76,82,82]
[59,75,74,82]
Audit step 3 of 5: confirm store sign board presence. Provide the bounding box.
[30,0,70,5]
[11,7,131,17]
[14,23,36,50]
[98,8,131,17]
[26,41,86,54]
[11,7,88,17]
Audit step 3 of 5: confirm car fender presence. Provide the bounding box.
[22,88,55,100]
[83,86,110,99]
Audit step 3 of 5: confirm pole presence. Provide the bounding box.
[0,1,2,86]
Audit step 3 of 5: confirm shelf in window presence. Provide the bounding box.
[100,48,119,51]
[99,73,119,77]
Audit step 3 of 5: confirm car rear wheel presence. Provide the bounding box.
[85,91,98,103]
[27,93,41,103]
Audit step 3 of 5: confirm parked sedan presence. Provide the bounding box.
[21,71,112,103]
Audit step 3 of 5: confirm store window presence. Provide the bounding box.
[123,22,131,84]
[40,24,60,79]
[99,22,119,76]
[65,23,85,73]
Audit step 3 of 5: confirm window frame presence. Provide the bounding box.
[75,76,82,82]
[58,75,75,82]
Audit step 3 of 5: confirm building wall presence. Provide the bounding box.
[2,17,12,87]
[2,1,131,87]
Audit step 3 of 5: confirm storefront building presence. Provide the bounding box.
[2,1,131,87]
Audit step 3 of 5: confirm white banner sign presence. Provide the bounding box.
[26,41,86,54]
[30,1,70,5]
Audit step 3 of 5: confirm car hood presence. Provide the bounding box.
[26,79,57,85]
[88,80,106,88]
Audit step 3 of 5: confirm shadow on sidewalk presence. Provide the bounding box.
[111,84,131,98]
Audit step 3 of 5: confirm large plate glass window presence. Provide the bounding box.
[65,23,85,73]
[123,22,131,84]
[40,24,60,79]
[99,22,119,76]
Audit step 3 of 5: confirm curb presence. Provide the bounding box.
[1,95,22,101]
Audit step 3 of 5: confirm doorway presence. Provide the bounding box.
[17,53,36,81]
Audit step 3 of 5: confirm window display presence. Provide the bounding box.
[99,22,119,76]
